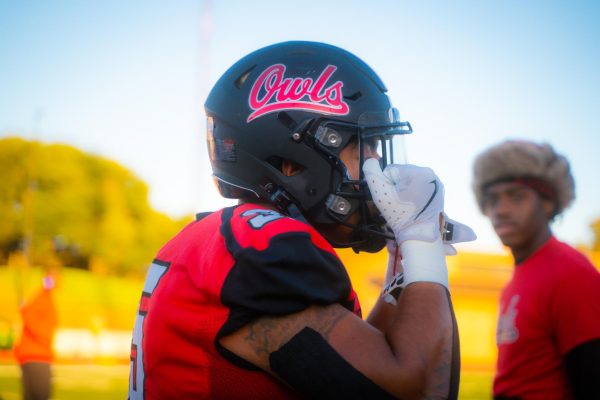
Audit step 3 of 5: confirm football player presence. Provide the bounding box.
[129,41,475,399]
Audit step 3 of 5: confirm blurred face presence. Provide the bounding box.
[482,182,553,249]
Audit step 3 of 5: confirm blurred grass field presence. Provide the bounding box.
[0,363,492,399]
[0,363,129,400]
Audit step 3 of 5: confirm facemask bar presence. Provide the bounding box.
[318,134,395,252]
[312,108,412,251]
[358,107,412,135]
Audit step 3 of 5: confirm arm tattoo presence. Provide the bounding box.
[311,304,348,339]
[424,310,454,400]
[424,345,451,400]
[244,304,348,360]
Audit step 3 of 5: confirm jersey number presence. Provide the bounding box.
[128,260,169,400]
[241,209,284,229]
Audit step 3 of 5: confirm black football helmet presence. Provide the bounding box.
[204,41,412,252]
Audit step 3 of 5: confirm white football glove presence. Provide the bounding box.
[363,159,476,288]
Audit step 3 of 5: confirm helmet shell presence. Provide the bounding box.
[205,41,406,250]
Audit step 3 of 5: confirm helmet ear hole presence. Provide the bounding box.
[280,159,305,177]
[266,156,305,177]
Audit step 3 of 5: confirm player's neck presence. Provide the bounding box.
[238,198,278,211]
[511,227,552,265]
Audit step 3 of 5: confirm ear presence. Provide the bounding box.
[541,198,556,220]
[281,160,303,177]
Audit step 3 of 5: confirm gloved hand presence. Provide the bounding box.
[363,159,476,288]
[363,159,444,243]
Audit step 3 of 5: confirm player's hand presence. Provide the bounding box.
[363,159,476,246]
[362,159,445,244]
[363,159,476,288]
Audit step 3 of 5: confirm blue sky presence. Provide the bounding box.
[1,0,599,252]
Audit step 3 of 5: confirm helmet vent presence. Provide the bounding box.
[234,65,256,89]
[277,111,296,130]
[344,91,362,101]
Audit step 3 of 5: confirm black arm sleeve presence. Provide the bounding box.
[270,327,395,400]
[564,338,600,400]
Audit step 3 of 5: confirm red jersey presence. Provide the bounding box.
[494,236,600,400]
[128,204,361,399]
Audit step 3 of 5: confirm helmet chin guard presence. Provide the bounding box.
[205,41,412,252]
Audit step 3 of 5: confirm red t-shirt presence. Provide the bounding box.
[494,236,600,399]
[128,204,361,399]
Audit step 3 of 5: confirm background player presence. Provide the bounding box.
[472,140,600,400]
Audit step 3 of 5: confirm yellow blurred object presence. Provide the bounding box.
[7,251,28,268]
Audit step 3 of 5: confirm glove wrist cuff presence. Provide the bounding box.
[394,222,439,244]
[400,236,448,289]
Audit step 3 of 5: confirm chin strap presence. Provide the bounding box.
[269,187,308,224]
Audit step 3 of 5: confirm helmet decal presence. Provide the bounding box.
[247,64,350,122]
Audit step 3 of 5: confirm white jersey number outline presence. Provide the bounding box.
[128,260,169,400]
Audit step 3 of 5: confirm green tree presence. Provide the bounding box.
[0,137,188,274]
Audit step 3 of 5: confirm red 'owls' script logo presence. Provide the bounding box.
[247,64,350,122]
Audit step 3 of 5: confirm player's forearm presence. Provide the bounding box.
[386,282,453,398]
[366,296,395,331]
